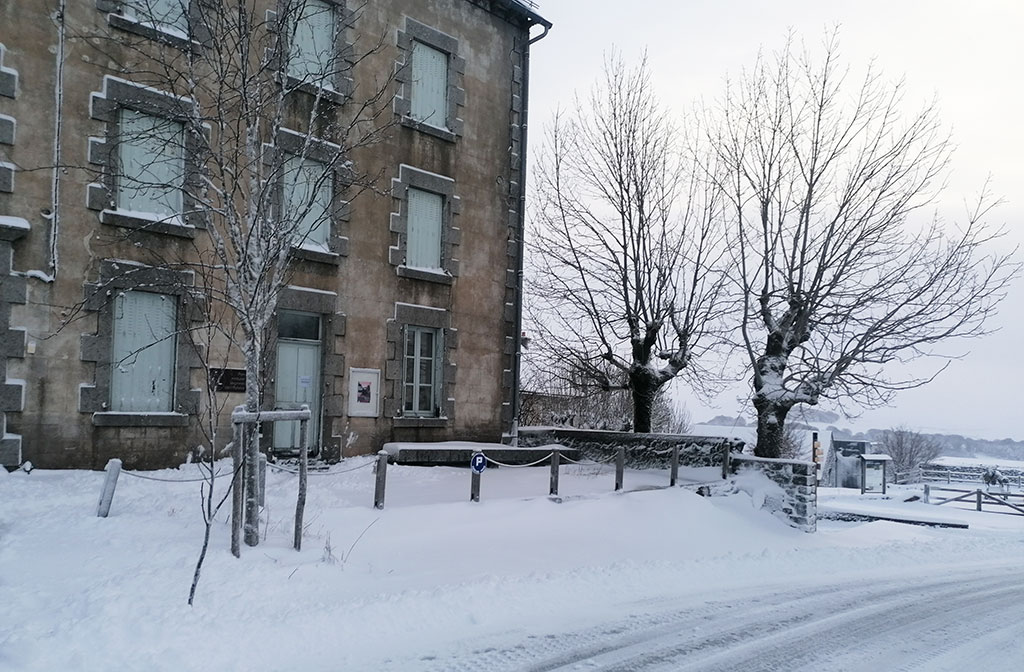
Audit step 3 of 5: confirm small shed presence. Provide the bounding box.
[859,454,893,494]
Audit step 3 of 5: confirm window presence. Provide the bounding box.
[122,0,188,35]
[403,326,441,417]
[110,290,177,412]
[410,41,448,129]
[117,109,185,218]
[282,154,331,250]
[288,0,335,85]
[405,187,443,269]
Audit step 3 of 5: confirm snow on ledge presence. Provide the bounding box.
[0,215,29,230]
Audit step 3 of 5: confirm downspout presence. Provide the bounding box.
[510,20,549,446]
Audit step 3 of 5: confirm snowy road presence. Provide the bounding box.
[417,564,1024,671]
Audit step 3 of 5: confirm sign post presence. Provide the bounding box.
[470,451,486,502]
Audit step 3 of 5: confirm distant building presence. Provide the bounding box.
[0,0,551,468]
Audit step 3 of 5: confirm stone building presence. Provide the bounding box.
[0,0,550,469]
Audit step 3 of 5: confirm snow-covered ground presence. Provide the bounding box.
[1,458,1022,670]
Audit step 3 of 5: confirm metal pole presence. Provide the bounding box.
[258,453,267,508]
[470,471,481,502]
[615,447,625,492]
[373,450,388,509]
[96,458,122,518]
[231,417,243,558]
[549,450,560,496]
[670,446,679,487]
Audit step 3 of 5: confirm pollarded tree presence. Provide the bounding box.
[707,33,1019,457]
[528,54,729,433]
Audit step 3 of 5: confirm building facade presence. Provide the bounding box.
[0,0,550,469]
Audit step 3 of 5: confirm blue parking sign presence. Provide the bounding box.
[470,452,487,474]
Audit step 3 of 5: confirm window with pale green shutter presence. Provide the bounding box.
[283,154,331,250]
[111,290,177,412]
[406,187,443,269]
[118,109,184,217]
[410,41,448,128]
[123,0,189,34]
[403,326,440,416]
[288,0,335,85]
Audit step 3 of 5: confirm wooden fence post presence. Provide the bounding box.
[470,471,481,502]
[96,458,122,518]
[670,446,679,487]
[373,450,388,509]
[977,489,983,511]
[293,411,309,552]
[721,444,730,480]
[923,484,930,504]
[549,450,560,496]
[615,447,625,492]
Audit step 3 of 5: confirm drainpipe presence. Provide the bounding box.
[510,19,550,446]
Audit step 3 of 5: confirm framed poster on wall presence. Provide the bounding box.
[348,367,381,417]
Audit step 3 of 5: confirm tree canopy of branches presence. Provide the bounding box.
[878,426,943,476]
[528,54,727,433]
[706,33,1019,457]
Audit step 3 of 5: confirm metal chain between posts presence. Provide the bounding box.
[119,469,224,483]
[266,460,374,476]
[484,452,554,469]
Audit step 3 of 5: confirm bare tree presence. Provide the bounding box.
[528,53,728,433]
[878,426,943,477]
[706,33,1019,457]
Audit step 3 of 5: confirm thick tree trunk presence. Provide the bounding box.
[629,367,660,433]
[753,397,791,458]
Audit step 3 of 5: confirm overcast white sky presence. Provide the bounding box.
[525,0,1024,440]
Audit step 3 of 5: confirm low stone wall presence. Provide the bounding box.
[516,427,741,474]
[730,455,817,533]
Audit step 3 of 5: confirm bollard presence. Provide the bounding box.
[373,451,388,509]
[97,458,122,518]
[670,446,679,487]
[470,470,481,502]
[614,447,625,492]
[549,450,560,496]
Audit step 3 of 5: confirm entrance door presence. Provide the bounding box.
[273,311,321,453]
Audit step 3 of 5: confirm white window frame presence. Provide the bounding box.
[403,326,441,417]
[117,108,185,219]
[110,290,178,413]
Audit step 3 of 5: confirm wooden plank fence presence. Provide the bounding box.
[923,484,1024,516]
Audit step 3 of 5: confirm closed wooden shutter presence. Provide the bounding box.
[283,155,330,249]
[288,0,334,83]
[111,291,177,412]
[410,41,448,128]
[118,109,184,217]
[406,187,443,269]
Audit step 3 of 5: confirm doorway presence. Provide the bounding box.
[273,311,321,454]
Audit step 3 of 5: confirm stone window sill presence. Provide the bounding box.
[101,210,197,238]
[284,76,345,105]
[393,416,449,428]
[92,412,190,428]
[400,117,457,143]
[291,245,342,266]
[107,14,195,51]
[396,265,452,285]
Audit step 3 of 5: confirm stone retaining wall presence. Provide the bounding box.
[731,455,817,532]
[516,427,741,474]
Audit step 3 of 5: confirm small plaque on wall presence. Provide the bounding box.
[348,368,381,417]
[210,368,247,393]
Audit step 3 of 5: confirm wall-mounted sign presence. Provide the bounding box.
[210,368,246,393]
[348,367,381,417]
